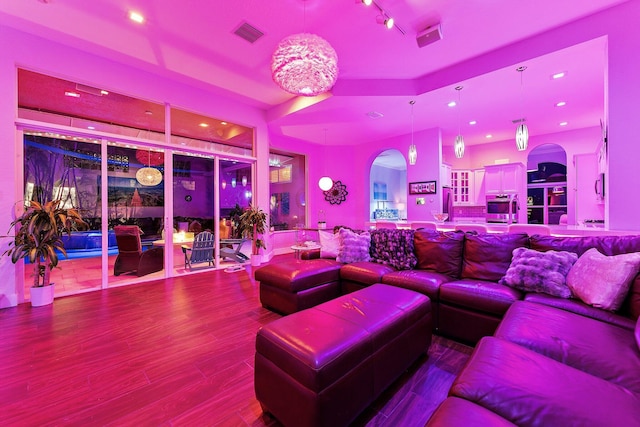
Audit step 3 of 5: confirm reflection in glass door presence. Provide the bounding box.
[219,159,253,268]
[107,143,165,287]
[172,152,215,274]
[22,131,103,298]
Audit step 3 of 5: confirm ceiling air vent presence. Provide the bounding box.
[233,22,265,44]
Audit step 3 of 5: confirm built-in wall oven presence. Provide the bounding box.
[486,194,519,224]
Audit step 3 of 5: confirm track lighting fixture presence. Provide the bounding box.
[376,14,394,29]
[357,0,405,34]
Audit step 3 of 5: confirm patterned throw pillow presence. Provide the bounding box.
[500,247,578,298]
[336,228,371,263]
[370,229,417,270]
[567,248,640,311]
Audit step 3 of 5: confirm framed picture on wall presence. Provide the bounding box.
[409,181,437,195]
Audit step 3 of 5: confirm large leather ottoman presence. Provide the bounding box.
[254,259,342,314]
[254,284,432,427]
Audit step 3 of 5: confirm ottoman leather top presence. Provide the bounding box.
[254,259,341,292]
[256,284,431,392]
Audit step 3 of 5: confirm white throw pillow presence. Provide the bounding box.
[567,248,640,311]
[318,230,340,259]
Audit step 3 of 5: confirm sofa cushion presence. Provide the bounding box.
[426,397,517,427]
[414,230,465,278]
[461,233,528,282]
[318,230,340,259]
[340,261,395,286]
[439,279,523,316]
[567,248,640,311]
[381,269,452,302]
[500,247,577,298]
[450,337,640,427]
[524,293,636,330]
[495,301,640,393]
[369,229,417,270]
[336,228,371,263]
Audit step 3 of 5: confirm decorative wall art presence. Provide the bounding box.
[324,180,348,205]
[409,181,437,195]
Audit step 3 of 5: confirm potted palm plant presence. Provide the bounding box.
[238,204,267,266]
[4,200,87,306]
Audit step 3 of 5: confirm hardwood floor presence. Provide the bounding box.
[2,255,473,426]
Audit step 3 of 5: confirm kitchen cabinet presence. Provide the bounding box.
[473,168,485,205]
[451,168,485,206]
[441,163,452,188]
[484,163,524,195]
[451,169,472,205]
[526,184,567,225]
[575,153,605,224]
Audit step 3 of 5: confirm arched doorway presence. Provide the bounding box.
[526,143,567,224]
[369,149,407,221]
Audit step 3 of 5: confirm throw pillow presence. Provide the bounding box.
[336,228,371,264]
[369,229,417,270]
[500,247,578,298]
[567,248,640,311]
[318,230,340,259]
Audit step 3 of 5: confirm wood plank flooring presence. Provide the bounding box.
[1,255,473,426]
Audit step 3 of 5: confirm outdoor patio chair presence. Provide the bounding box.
[182,231,215,270]
[220,238,250,263]
[114,225,164,276]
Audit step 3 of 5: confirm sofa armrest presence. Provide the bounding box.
[524,293,635,330]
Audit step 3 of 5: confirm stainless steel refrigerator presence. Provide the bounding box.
[442,186,454,222]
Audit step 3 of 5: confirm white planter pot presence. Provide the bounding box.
[31,283,55,307]
[251,254,262,267]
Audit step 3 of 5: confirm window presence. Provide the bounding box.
[269,151,305,230]
[373,182,388,200]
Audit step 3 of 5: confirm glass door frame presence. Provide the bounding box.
[16,118,256,295]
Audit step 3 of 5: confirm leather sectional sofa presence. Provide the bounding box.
[255,229,640,426]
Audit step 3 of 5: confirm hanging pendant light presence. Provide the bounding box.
[454,86,465,159]
[136,148,163,186]
[318,128,334,190]
[271,1,338,97]
[515,66,529,151]
[408,100,417,165]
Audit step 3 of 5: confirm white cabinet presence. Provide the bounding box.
[451,169,472,205]
[441,163,452,188]
[575,153,605,223]
[484,163,524,195]
[473,169,485,205]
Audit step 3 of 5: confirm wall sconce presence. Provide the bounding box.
[231,177,237,188]
[242,175,248,187]
[221,180,227,190]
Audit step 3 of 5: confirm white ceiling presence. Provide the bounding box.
[0,0,623,148]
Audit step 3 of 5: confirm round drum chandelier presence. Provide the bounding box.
[271,33,338,97]
[136,166,162,187]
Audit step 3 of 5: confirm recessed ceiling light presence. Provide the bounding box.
[556,101,567,107]
[221,121,228,125]
[551,71,566,79]
[447,101,456,108]
[100,90,109,95]
[87,126,95,130]
[64,91,80,97]
[366,111,384,119]
[199,123,209,128]
[144,110,153,115]
[469,120,477,125]
[560,121,568,126]
[129,11,145,24]
[486,134,492,138]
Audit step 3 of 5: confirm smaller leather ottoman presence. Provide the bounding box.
[254,283,432,427]
[254,259,342,314]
